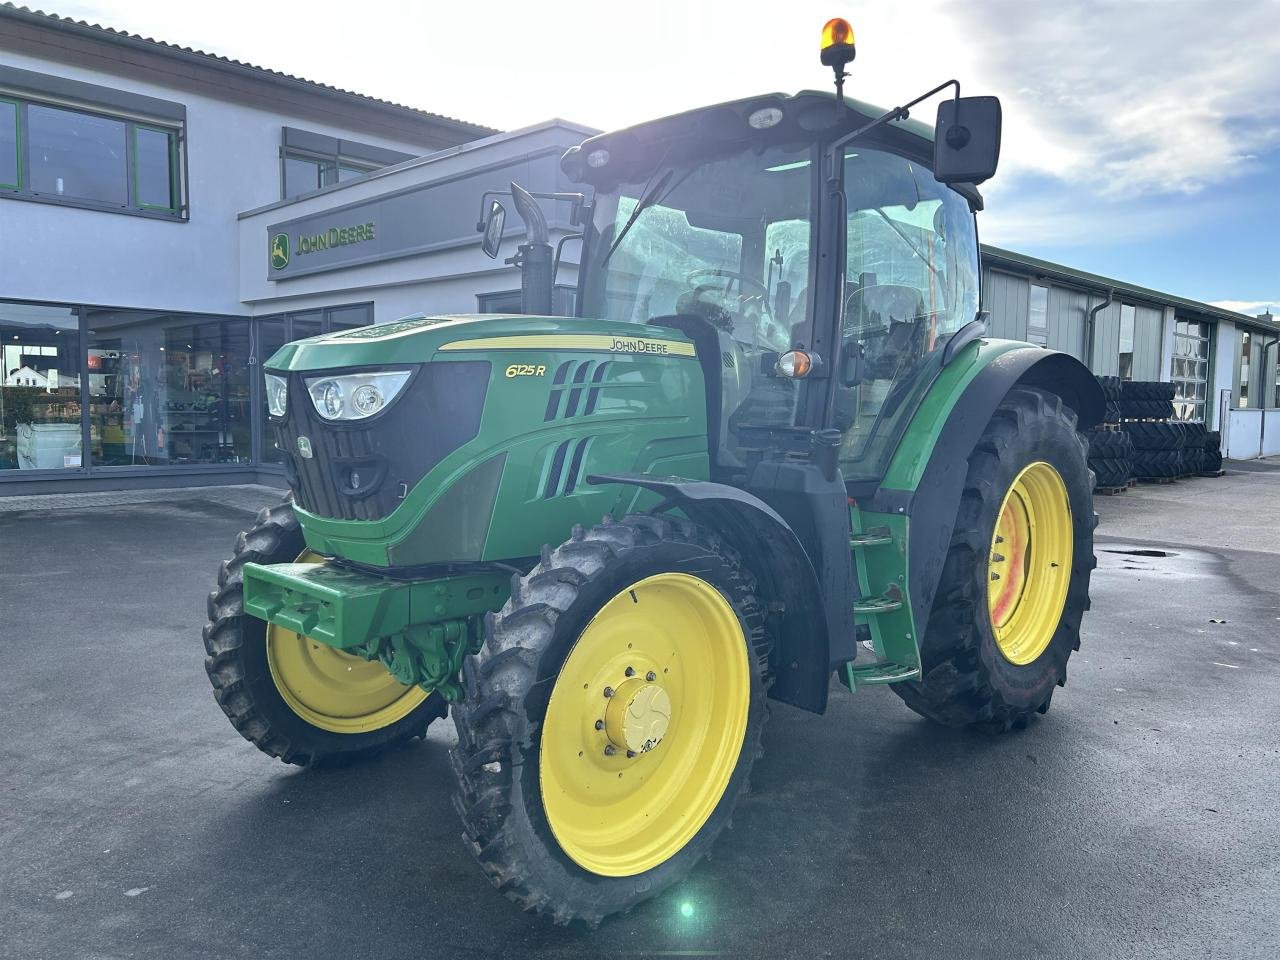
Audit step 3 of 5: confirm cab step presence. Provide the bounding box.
[852,594,903,615]
[844,660,920,686]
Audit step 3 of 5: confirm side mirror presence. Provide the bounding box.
[933,96,1002,184]
[480,200,506,259]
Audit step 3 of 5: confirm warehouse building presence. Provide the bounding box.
[2,3,1276,494]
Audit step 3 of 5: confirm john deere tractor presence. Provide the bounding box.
[204,19,1100,925]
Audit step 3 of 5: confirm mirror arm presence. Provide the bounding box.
[829,78,960,154]
[552,232,584,283]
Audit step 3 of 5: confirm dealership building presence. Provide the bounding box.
[2,4,1277,494]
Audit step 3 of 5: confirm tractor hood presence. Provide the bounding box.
[263,314,696,372]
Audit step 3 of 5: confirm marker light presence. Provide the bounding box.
[587,148,611,168]
[264,372,288,417]
[747,107,783,129]
[305,369,412,421]
[820,17,856,68]
[776,350,814,378]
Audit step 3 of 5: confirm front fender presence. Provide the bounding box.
[586,472,831,713]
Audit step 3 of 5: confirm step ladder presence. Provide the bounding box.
[843,526,921,690]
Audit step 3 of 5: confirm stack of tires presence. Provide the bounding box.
[1097,375,1123,424]
[1087,428,1134,488]
[1119,380,1176,420]
[1203,430,1224,474]
[1181,421,1207,475]
[1127,421,1185,479]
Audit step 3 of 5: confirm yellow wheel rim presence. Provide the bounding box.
[987,461,1074,665]
[265,550,429,734]
[539,572,751,877]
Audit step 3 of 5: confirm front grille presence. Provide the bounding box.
[274,361,490,521]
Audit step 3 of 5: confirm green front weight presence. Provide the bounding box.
[243,560,510,698]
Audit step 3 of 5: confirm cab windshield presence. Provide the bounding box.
[581,142,817,352]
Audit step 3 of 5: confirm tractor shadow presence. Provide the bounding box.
[201,683,1104,959]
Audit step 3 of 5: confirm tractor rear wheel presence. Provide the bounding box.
[450,514,768,925]
[203,496,447,766]
[892,386,1096,731]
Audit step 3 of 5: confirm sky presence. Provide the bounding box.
[39,0,1280,315]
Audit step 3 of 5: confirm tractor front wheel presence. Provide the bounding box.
[203,496,447,766]
[892,386,1096,731]
[450,515,769,925]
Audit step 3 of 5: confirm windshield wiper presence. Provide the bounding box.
[872,208,942,285]
[600,168,675,267]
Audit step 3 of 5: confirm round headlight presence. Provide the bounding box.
[586,148,611,168]
[352,383,384,415]
[747,107,784,130]
[318,380,343,418]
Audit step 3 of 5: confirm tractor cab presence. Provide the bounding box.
[557,89,987,487]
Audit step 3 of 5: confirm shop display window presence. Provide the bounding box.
[85,310,251,466]
[0,301,81,471]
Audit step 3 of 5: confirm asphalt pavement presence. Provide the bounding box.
[2,467,1278,960]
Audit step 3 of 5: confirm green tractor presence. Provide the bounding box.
[204,19,1100,925]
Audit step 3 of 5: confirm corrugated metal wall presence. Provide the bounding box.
[983,265,1163,379]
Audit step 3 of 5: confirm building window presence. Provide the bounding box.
[477,286,577,316]
[1171,318,1210,422]
[1027,283,1049,346]
[279,127,412,199]
[1118,304,1136,379]
[85,311,250,466]
[0,98,18,190]
[0,95,184,217]
[1,302,81,471]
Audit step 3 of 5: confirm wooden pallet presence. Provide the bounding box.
[1136,475,1177,484]
[1198,469,1226,478]
[1094,483,1130,495]
[1094,422,1122,433]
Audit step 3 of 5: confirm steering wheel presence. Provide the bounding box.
[687,268,772,305]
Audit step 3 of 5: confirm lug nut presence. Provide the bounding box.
[646,671,657,682]
[990,572,1001,581]
[604,744,617,756]
[995,535,1005,544]
[993,553,1006,562]
[594,719,604,731]
[603,686,614,698]
[626,750,637,758]
[625,666,635,677]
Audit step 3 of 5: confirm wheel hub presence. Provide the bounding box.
[604,677,672,755]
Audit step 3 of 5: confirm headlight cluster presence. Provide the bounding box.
[264,372,289,417]
[304,370,412,421]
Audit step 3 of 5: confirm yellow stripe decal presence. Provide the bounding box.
[438,334,696,357]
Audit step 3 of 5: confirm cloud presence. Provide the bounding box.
[957,0,1280,199]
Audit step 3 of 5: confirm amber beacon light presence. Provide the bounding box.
[820,17,856,68]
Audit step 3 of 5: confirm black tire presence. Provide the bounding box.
[1205,448,1223,472]
[891,387,1095,732]
[1087,431,1133,459]
[450,514,769,926]
[1204,430,1221,452]
[1090,457,1131,488]
[1104,400,1122,423]
[203,496,447,766]
[1127,421,1182,450]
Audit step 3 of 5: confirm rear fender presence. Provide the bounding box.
[586,472,831,713]
[868,343,1103,638]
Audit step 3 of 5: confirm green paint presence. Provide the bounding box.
[843,337,1031,689]
[268,315,708,568]
[243,560,509,700]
